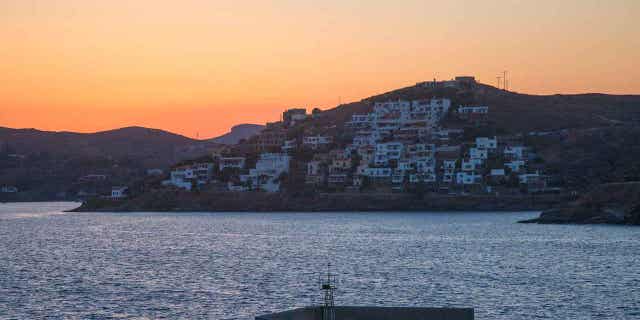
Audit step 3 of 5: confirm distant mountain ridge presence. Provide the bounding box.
[0,126,202,164]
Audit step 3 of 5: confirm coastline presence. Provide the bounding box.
[519,182,640,225]
[71,191,567,213]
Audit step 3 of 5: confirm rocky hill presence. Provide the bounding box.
[207,124,264,144]
[292,81,640,193]
[315,83,640,133]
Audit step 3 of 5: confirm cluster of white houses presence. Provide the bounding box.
[162,97,546,193]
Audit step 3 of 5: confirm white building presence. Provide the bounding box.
[409,173,437,183]
[363,167,392,178]
[406,143,435,159]
[283,108,307,126]
[410,98,451,124]
[219,157,245,170]
[307,161,321,176]
[111,186,128,199]
[146,168,164,176]
[374,142,403,165]
[164,163,214,191]
[458,106,488,114]
[165,166,195,190]
[475,137,497,149]
[397,160,414,171]
[505,160,526,173]
[416,158,435,174]
[461,159,478,172]
[347,98,451,147]
[456,172,482,184]
[282,139,296,152]
[469,147,488,160]
[441,159,457,183]
[504,146,526,160]
[1,186,18,193]
[352,132,380,147]
[519,171,541,184]
[303,136,332,149]
[240,153,290,192]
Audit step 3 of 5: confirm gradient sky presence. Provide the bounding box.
[1,0,638,138]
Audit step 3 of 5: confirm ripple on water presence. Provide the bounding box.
[0,206,638,319]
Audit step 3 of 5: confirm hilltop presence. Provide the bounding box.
[0,126,201,164]
[207,124,265,144]
[316,82,640,133]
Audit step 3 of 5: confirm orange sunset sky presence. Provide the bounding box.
[1,0,638,139]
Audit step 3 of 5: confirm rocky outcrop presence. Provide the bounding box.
[519,182,640,225]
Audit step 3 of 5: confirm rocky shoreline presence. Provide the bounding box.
[71,190,568,213]
[519,182,640,225]
[72,183,640,226]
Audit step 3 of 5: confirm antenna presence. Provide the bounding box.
[320,263,336,320]
[502,70,510,91]
[502,71,507,90]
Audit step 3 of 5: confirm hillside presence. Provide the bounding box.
[0,126,220,201]
[315,83,640,133]
[0,126,205,164]
[208,124,264,144]
[306,81,640,192]
[2,79,640,203]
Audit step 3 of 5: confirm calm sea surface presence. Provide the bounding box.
[0,202,638,319]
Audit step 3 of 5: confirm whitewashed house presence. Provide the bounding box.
[240,153,290,192]
[461,159,478,172]
[441,159,457,183]
[164,162,214,191]
[374,142,403,166]
[456,172,482,184]
[165,166,195,190]
[1,186,18,193]
[363,167,392,178]
[469,147,488,160]
[111,186,128,199]
[303,135,332,149]
[219,157,245,170]
[519,171,541,184]
[281,139,297,152]
[505,160,526,173]
[457,106,488,115]
[504,146,526,160]
[475,137,497,149]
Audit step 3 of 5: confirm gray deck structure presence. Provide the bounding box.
[255,306,474,320]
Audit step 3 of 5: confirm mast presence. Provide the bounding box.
[320,263,336,320]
